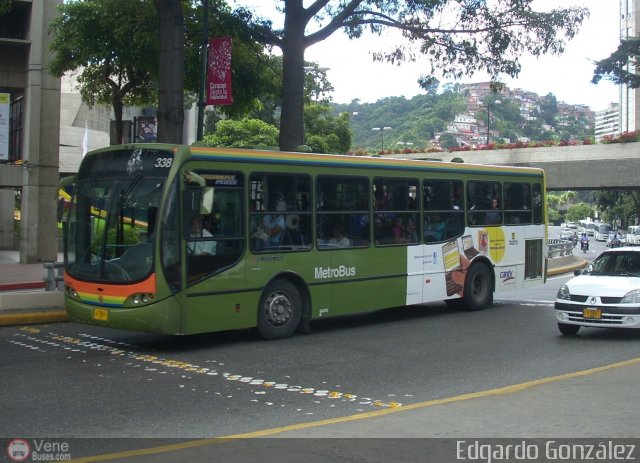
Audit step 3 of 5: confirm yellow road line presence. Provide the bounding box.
[68,356,640,462]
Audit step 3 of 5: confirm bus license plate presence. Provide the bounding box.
[93,308,109,321]
[583,308,602,319]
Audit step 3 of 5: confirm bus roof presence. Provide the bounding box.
[186,146,545,179]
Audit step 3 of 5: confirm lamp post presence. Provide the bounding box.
[486,99,501,145]
[196,0,210,141]
[372,126,392,151]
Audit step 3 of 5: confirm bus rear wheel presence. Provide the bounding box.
[257,279,302,340]
[463,263,493,311]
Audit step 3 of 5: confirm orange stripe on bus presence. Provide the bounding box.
[64,272,156,298]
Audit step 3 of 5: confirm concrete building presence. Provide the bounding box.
[594,102,620,141]
[0,0,62,263]
[619,0,640,133]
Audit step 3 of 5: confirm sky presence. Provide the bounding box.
[231,1,620,111]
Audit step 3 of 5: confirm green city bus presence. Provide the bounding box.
[63,144,547,338]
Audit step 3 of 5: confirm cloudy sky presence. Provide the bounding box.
[232,0,620,111]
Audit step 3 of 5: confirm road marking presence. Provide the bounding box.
[7,330,402,414]
[66,356,640,462]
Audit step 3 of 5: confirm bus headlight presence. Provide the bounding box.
[65,285,79,300]
[128,293,155,306]
[556,284,571,301]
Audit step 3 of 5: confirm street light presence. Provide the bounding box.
[372,126,392,151]
[486,99,501,145]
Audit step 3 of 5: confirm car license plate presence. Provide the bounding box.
[93,308,109,321]
[583,308,602,319]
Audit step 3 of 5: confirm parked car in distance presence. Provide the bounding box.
[560,227,574,240]
[555,248,640,335]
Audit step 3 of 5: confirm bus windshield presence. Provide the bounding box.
[66,148,174,282]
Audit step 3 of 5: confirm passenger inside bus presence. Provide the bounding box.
[188,216,216,255]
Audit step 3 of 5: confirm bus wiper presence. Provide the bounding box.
[119,174,143,204]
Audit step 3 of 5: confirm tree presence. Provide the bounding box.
[439,133,458,150]
[592,37,640,88]
[49,0,159,144]
[155,0,185,143]
[203,118,279,148]
[303,105,351,153]
[49,0,280,144]
[239,0,587,151]
[0,0,10,15]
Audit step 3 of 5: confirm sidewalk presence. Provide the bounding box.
[0,251,587,327]
[0,250,66,326]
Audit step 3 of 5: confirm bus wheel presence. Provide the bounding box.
[257,279,302,340]
[463,263,493,311]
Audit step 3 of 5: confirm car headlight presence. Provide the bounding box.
[621,289,640,304]
[557,284,571,301]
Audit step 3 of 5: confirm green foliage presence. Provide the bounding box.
[592,37,640,89]
[203,119,279,149]
[566,203,592,223]
[303,105,351,153]
[0,0,10,15]
[49,0,159,107]
[333,87,591,151]
[595,190,640,226]
[49,0,280,140]
[239,0,588,151]
[438,133,459,150]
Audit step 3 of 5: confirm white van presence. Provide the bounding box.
[594,223,612,242]
[628,226,640,245]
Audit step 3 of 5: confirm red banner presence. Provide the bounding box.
[206,37,233,106]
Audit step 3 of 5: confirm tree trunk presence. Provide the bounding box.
[112,96,124,145]
[155,0,184,144]
[279,2,307,152]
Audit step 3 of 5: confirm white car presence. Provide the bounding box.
[555,248,640,335]
[560,227,574,240]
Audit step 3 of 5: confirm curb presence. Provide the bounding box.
[547,255,588,276]
[0,310,68,326]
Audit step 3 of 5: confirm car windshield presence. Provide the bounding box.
[582,252,640,277]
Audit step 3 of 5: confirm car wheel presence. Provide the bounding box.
[558,323,580,336]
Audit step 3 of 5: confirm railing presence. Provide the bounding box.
[43,262,64,291]
[548,239,574,258]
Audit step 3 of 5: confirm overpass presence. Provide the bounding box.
[381,142,640,191]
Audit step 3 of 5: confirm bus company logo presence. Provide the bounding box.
[314,265,356,280]
[500,269,516,284]
[7,439,30,462]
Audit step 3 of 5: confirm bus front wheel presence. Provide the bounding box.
[463,263,493,311]
[257,279,302,340]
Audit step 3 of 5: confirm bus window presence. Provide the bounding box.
[467,180,502,226]
[532,183,543,224]
[373,177,419,245]
[423,179,464,242]
[249,173,312,252]
[317,176,370,248]
[504,182,532,225]
[185,171,244,285]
